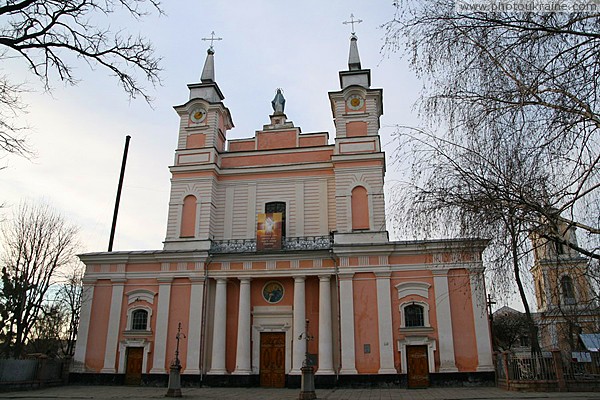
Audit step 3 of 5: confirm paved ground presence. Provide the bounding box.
[1,386,600,400]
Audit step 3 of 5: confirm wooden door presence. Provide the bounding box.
[407,345,429,388]
[260,332,286,387]
[124,347,143,385]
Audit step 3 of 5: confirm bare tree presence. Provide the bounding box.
[493,309,531,352]
[0,0,163,156]
[0,201,79,358]
[55,263,84,357]
[383,1,600,354]
[383,1,600,256]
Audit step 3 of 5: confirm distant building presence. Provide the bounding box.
[530,219,600,356]
[71,34,494,388]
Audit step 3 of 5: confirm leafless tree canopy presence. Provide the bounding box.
[0,0,163,156]
[384,1,600,251]
[0,201,79,358]
[382,2,600,352]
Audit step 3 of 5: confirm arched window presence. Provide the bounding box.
[180,195,197,237]
[561,275,576,304]
[351,186,369,230]
[265,201,286,238]
[404,304,425,327]
[131,309,148,330]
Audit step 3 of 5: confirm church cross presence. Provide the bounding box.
[202,31,223,50]
[342,13,363,35]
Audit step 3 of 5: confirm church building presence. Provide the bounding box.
[71,32,494,388]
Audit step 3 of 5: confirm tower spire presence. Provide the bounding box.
[200,31,222,83]
[343,14,363,71]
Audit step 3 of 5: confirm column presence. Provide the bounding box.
[291,276,306,375]
[184,278,205,374]
[433,270,458,372]
[233,278,252,374]
[339,273,357,374]
[316,275,334,374]
[150,277,172,373]
[208,278,228,374]
[72,280,95,372]
[101,279,125,373]
[375,272,396,374]
[469,268,494,371]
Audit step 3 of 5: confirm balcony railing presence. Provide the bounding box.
[209,235,333,254]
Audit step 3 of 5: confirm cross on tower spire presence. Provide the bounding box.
[202,31,223,52]
[342,13,363,36]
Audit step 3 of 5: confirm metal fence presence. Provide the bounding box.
[0,358,66,389]
[497,351,600,391]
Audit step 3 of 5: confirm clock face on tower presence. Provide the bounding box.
[346,94,365,111]
[189,107,207,124]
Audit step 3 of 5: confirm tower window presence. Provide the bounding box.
[180,195,197,238]
[351,186,369,230]
[404,304,425,327]
[265,202,286,238]
[560,275,576,305]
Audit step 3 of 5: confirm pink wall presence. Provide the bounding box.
[165,279,191,371]
[85,280,112,371]
[226,280,240,373]
[448,269,478,371]
[353,273,380,373]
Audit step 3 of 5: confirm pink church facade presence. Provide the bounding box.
[72,36,494,388]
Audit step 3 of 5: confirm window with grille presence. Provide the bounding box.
[131,309,148,330]
[265,202,286,238]
[404,304,425,327]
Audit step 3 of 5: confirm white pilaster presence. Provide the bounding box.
[433,270,458,372]
[246,184,257,238]
[184,278,205,374]
[316,275,334,375]
[339,273,357,374]
[224,186,234,239]
[101,280,125,373]
[469,268,494,371]
[233,278,252,374]
[375,272,396,374]
[295,181,305,236]
[291,276,306,375]
[208,278,228,374]
[72,280,95,372]
[150,277,172,374]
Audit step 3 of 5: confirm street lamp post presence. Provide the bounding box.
[166,322,185,397]
[298,319,316,400]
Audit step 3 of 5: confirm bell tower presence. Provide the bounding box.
[329,20,387,244]
[530,218,592,312]
[164,36,234,250]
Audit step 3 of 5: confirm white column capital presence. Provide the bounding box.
[318,274,332,282]
[293,275,306,283]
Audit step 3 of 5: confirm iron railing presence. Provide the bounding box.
[209,235,333,254]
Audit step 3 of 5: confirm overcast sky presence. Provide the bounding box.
[1,1,422,253]
[0,1,533,310]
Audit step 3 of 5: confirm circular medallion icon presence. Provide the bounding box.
[263,281,284,304]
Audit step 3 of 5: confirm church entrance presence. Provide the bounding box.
[124,347,143,385]
[259,332,286,388]
[407,345,429,388]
